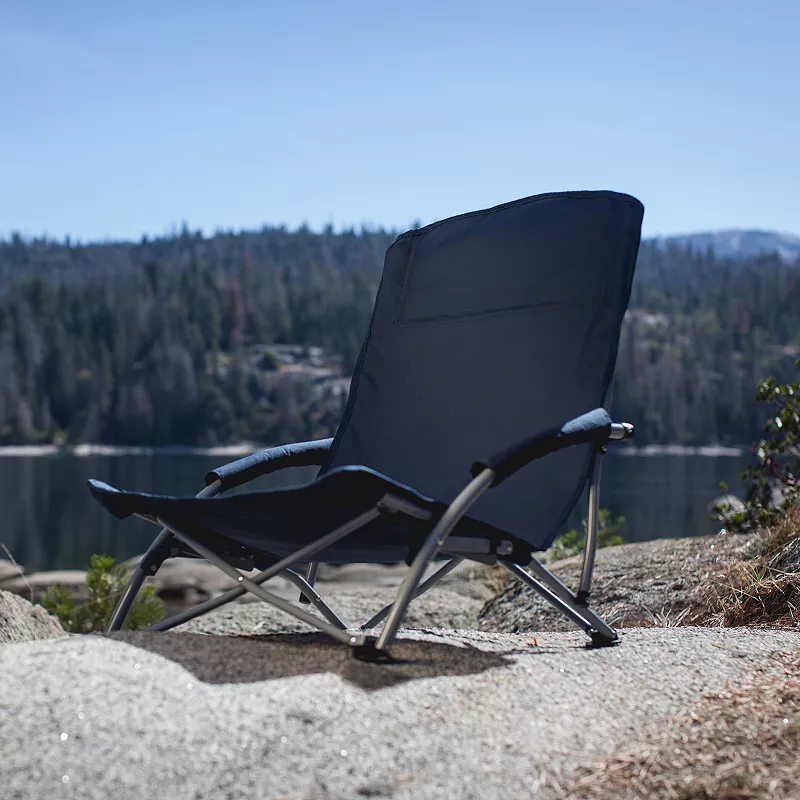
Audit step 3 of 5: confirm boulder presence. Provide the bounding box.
[0,589,65,644]
[0,570,87,604]
[478,532,752,633]
[0,558,24,583]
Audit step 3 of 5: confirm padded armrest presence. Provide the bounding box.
[205,438,333,491]
[471,409,628,487]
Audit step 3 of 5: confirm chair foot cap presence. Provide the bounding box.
[351,636,394,663]
[588,630,619,648]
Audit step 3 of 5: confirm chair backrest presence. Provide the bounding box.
[322,191,644,550]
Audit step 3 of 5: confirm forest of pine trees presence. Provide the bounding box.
[0,225,798,447]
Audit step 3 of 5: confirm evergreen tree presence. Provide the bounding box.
[0,227,797,447]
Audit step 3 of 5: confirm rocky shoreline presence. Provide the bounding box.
[3,623,798,800]
[0,588,65,644]
[0,557,498,641]
[3,532,800,799]
[0,531,754,644]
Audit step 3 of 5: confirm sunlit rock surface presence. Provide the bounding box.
[0,588,66,644]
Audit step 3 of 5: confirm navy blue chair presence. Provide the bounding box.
[90,190,643,660]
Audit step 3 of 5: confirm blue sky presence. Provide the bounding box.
[1,1,798,242]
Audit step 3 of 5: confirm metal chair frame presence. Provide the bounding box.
[108,439,623,660]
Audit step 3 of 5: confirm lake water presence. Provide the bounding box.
[0,452,751,572]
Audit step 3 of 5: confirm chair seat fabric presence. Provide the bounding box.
[88,466,531,566]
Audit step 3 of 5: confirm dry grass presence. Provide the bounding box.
[557,509,800,799]
[686,507,800,630]
[752,504,800,561]
[565,652,800,800]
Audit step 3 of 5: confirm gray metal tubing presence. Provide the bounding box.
[360,557,463,630]
[106,550,154,632]
[512,560,618,641]
[609,422,634,440]
[143,506,381,594]
[526,557,582,607]
[232,506,383,584]
[145,568,346,633]
[575,604,617,642]
[146,567,348,634]
[299,561,320,604]
[144,507,382,631]
[376,469,496,651]
[145,581,247,631]
[503,562,598,636]
[282,569,348,629]
[154,518,356,645]
[579,451,604,598]
[107,480,222,632]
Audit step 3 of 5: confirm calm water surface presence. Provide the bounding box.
[0,453,750,571]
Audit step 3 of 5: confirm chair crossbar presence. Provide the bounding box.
[137,504,392,636]
[129,502,384,634]
[526,557,582,607]
[503,562,593,635]
[524,556,617,639]
[144,566,347,633]
[154,517,358,646]
[360,557,463,630]
[229,505,384,583]
[503,560,618,644]
[281,569,348,629]
[128,502,381,595]
[145,552,464,640]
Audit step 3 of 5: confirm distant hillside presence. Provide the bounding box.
[655,230,800,262]
[1,224,799,448]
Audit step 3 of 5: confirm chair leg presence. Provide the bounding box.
[578,448,604,605]
[503,559,618,645]
[373,470,495,655]
[107,557,149,632]
[107,530,170,632]
[496,445,618,645]
[282,569,348,629]
[107,481,222,632]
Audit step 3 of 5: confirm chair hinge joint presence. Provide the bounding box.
[140,545,171,576]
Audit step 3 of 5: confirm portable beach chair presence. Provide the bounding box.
[89,190,644,661]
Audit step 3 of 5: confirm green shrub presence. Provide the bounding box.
[716,357,799,532]
[41,554,164,633]
[547,509,627,562]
